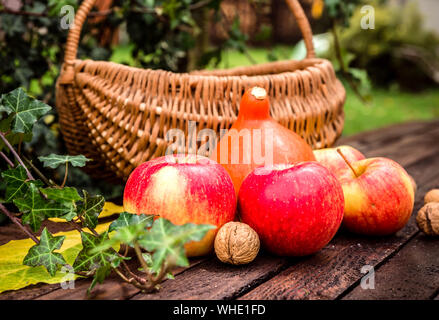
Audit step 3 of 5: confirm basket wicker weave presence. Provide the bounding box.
[56,0,346,182]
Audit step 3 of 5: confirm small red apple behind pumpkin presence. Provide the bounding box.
[313,145,365,176]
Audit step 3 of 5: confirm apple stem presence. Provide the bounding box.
[337,148,359,178]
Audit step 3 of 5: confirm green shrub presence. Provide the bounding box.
[0,0,248,199]
[334,0,439,90]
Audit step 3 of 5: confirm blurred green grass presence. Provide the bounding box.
[111,45,439,136]
[342,87,439,136]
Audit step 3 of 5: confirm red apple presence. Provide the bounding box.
[238,162,344,256]
[314,145,365,176]
[123,154,237,257]
[338,157,414,235]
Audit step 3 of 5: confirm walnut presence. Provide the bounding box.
[214,222,260,265]
[416,202,439,236]
[424,189,439,204]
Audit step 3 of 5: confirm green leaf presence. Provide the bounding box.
[87,263,112,296]
[138,218,215,273]
[49,201,123,223]
[77,191,105,229]
[0,88,51,134]
[73,231,120,273]
[0,222,111,293]
[23,228,66,276]
[40,187,82,221]
[41,187,82,203]
[13,183,47,232]
[95,213,154,251]
[14,183,67,232]
[1,166,29,203]
[140,252,174,279]
[0,116,33,150]
[48,0,78,17]
[109,212,154,232]
[38,154,91,169]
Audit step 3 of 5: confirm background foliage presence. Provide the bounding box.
[0,0,249,199]
[333,0,439,91]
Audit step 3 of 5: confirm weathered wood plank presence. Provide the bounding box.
[0,282,64,301]
[0,221,75,246]
[342,233,439,300]
[336,120,439,152]
[240,143,439,299]
[33,257,207,300]
[358,126,439,164]
[337,124,439,166]
[132,256,287,300]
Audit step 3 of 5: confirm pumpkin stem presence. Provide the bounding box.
[250,87,267,100]
[238,87,270,120]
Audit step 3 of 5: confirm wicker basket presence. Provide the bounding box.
[56,0,346,182]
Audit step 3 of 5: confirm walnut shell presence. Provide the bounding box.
[416,202,439,236]
[424,189,439,204]
[214,222,260,265]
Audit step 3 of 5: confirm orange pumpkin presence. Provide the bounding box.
[210,87,316,194]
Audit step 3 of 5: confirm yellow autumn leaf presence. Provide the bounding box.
[0,222,112,294]
[312,0,324,19]
[49,201,124,223]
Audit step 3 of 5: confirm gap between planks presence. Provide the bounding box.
[33,257,208,300]
[341,232,439,300]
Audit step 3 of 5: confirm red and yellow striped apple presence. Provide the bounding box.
[238,162,344,256]
[123,154,237,257]
[313,145,365,176]
[338,157,414,235]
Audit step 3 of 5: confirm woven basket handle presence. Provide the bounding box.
[285,0,315,58]
[63,0,96,64]
[62,0,315,66]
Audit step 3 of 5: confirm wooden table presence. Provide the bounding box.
[1,119,439,300]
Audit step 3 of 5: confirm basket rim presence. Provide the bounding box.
[68,57,335,81]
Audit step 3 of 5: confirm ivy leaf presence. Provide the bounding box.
[41,187,82,203]
[38,154,91,169]
[23,228,66,276]
[1,166,31,203]
[13,183,47,232]
[87,264,112,296]
[140,252,174,279]
[14,183,68,232]
[0,116,33,150]
[49,201,123,223]
[138,218,215,273]
[40,187,82,221]
[109,212,154,232]
[95,213,154,251]
[0,222,111,293]
[48,0,78,17]
[0,88,51,134]
[73,231,120,274]
[77,191,105,229]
